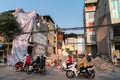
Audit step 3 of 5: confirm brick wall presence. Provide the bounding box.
[97,24,109,57]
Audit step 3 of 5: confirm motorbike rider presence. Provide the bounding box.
[22,54,31,69]
[40,54,47,70]
[87,53,94,67]
[77,54,89,73]
[35,55,41,64]
[33,55,41,71]
[66,54,73,68]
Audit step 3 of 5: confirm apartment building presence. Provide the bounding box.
[42,15,56,56]
[94,0,120,61]
[63,33,85,57]
[83,0,97,57]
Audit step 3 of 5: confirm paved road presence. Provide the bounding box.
[0,63,120,80]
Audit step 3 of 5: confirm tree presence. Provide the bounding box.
[0,11,22,54]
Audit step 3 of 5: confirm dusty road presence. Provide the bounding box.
[0,64,120,80]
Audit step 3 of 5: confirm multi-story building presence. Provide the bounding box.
[57,29,64,55]
[77,34,86,54]
[94,0,120,61]
[0,10,56,63]
[42,15,56,56]
[30,15,56,57]
[83,0,97,56]
[63,33,85,57]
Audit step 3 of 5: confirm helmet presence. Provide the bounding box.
[78,54,85,58]
[26,54,29,56]
[42,54,46,58]
[68,55,71,57]
[88,53,92,56]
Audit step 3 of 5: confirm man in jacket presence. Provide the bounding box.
[77,54,89,72]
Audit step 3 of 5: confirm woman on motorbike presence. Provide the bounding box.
[22,54,31,69]
[77,54,89,72]
[66,55,73,68]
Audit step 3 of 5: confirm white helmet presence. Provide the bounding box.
[26,54,29,56]
[88,53,92,56]
[42,54,46,57]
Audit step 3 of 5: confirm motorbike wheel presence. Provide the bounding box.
[66,70,75,78]
[41,69,46,75]
[13,64,22,72]
[26,69,32,74]
[61,66,66,71]
[24,65,29,71]
[13,66,19,72]
[87,70,95,79]
[13,62,23,72]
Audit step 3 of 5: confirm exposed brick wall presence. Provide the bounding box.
[97,26,109,57]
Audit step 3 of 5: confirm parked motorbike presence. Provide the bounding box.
[66,62,95,79]
[26,62,46,75]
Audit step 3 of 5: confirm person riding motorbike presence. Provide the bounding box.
[40,54,47,70]
[33,55,41,72]
[32,54,46,71]
[87,53,94,67]
[22,54,31,69]
[66,54,95,79]
[66,55,73,68]
[35,55,41,64]
[77,54,89,73]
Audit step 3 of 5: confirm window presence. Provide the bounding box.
[112,0,120,18]
[90,35,96,42]
[113,26,120,37]
[88,22,94,32]
[89,12,94,18]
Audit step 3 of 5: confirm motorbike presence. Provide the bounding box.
[13,61,29,72]
[26,62,46,75]
[61,61,67,71]
[13,61,23,72]
[66,62,95,79]
[61,61,73,71]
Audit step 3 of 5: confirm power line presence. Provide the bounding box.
[22,23,118,34]
[61,23,119,31]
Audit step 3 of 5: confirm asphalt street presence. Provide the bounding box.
[0,63,120,80]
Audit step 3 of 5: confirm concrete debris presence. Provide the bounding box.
[94,57,120,72]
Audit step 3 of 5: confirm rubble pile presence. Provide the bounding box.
[94,57,120,72]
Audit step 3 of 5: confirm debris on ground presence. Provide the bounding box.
[94,57,120,72]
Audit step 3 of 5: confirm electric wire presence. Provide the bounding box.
[22,23,119,34]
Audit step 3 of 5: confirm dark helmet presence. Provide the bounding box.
[68,55,71,57]
[78,54,85,58]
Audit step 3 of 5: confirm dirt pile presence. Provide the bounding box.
[94,57,120,72]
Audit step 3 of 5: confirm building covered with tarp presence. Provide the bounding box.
[7,8,48,65]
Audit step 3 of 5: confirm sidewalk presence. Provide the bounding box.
[0,63,7,67]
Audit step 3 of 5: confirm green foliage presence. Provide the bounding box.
[0,11,22,37]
